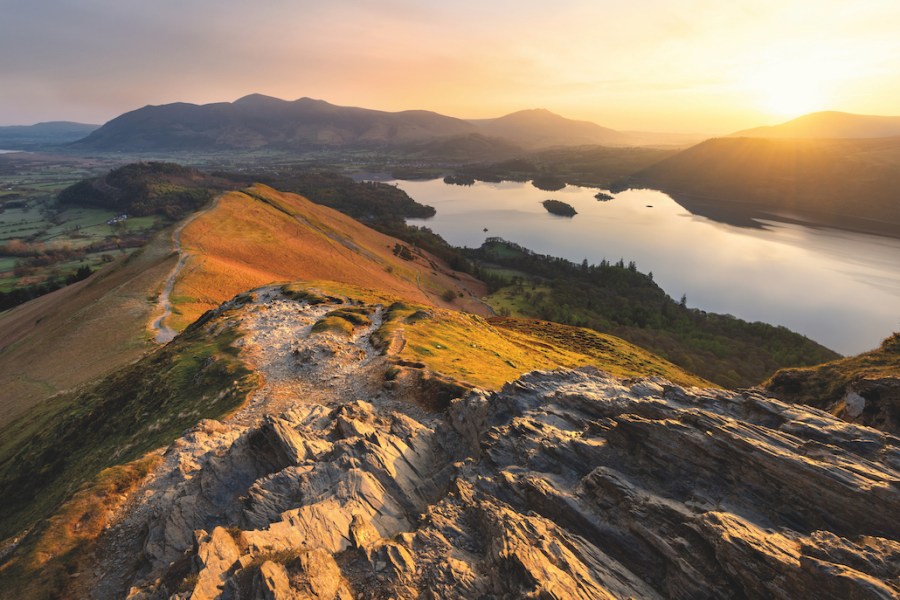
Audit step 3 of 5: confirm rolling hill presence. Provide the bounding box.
[471,108,630,148]
[0,181,487,429]
[0,121,98,150]
[732,111,900,139]
[69,94,686,153]
[72,95,478,151]
[619,136,900,236]
[166,184,488,330]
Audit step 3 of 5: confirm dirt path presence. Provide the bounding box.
[231,287,388,425]
[150,199,216,343]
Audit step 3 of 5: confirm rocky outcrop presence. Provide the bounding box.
[96,353,898,599]
[766,333,900,435]
[63,290,897,598]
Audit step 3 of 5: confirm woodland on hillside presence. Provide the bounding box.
[468,239,839,387]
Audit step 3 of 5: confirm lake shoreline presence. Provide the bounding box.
[662,190,900,240]
[396,178,900,356]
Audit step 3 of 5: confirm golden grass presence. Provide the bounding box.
[0,455,160,600]
[170,185,486,330]
[367,292,710,390]
[489,317,712,388]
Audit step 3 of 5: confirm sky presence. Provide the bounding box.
[2,0,899,132]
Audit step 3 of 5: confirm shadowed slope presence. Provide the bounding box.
[766,333,900,434]
[621,136,900,237]
[0,231,174,427]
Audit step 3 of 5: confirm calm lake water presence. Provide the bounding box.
[397,178,900,356]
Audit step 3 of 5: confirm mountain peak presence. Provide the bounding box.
[232,93,285,105]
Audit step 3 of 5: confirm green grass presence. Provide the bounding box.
[311,307,373,336]
[0,307,259,541]
[0,456,161,600]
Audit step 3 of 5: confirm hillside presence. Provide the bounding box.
[733,111,900,139]
[165,184,487,330]
[71,95,480,152]
[68,95,665,154]
[765,332,900,434]
[470,239,839,388]
[620,136,900,237]
[0,283,705,571]
[0,287,896,598]
[57,161,233,219]
[0,122,98,150]
[0,180,480,429]
[0,227,174,427]
[472,108,630,148]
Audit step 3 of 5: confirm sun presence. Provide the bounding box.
[744,60,834,119]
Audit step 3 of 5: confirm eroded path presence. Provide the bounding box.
[231,287,389,424]
[151,200,216,343]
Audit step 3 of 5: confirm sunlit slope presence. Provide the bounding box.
[0,233,173,427]
[385,306,711,390]
[170,184,486,330]
[286,281,711,390]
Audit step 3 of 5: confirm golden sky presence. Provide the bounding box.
[1,0,898,132]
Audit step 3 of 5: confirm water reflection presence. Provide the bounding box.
[397,179,900,355]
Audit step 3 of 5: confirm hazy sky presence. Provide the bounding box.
[2,0,899,132]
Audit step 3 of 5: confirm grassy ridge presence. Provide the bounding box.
[286,280,709,389]
[170,184,487,330]
[370,297,709,390]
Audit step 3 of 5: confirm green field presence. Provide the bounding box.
[0,156,167,296]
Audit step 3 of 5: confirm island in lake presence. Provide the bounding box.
[542,199,577,216]
[595,191,614,201]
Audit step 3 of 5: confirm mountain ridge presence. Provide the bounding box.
[69,95,686,152]
[731,110,900,139]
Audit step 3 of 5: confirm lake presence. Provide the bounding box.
[397,178,900,356]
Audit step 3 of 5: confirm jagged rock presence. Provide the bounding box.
[288,549,354,599]
[254,561,292,600]
[190,527,241,599]
[85,292,899,599]
[349,514,381,549]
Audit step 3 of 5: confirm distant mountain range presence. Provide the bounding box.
[0,121,98,150]
[70,95,698,152]
[731,111,900,139]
